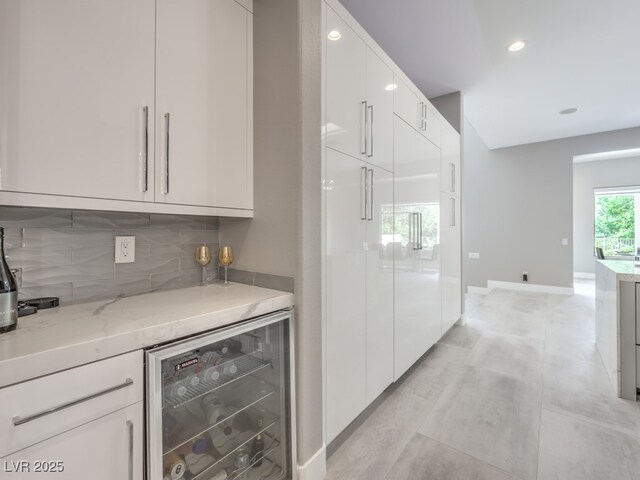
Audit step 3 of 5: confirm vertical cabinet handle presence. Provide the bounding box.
[367,168,374,221]
[163,113,171,194]
[367,105,374,158]
[361,101,368,155]
[450,163,455,192]
[423,103,427,131]
[141,106,149,193]
[450,198,456,227]
[417,102,423,130]
[126,420,134,480]
[361,167,367,220]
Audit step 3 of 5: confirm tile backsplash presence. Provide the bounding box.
[0,207,220,305]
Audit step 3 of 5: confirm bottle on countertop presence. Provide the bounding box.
[0,227,18,333]
[251,416,265,467]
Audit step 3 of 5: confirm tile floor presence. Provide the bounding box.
[326,280,640,480]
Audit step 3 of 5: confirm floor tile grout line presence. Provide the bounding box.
[541,404,640,440]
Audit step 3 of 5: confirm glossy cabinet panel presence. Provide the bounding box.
[325,148,367,441]
[0,0,155,202]
[394,80,423,133]
[393,117,441,380]
[440,125,461,195]
[1,403,144,480]
[441,194,461,334]
[365,51,394,172]
[365,165,394,404]
[156,0,252,209]
[325,7,366,160]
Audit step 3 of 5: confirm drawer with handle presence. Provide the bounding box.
[0,350,143,458]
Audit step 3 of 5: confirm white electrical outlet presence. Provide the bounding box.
[562,238,569,246]
[115,236,135,264]
[468,252,480,259]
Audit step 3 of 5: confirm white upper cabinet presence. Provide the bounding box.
[394,79,441,148]
[0,0,156,202]
[364,51,394,172]
[325,7,394,171]
[156,0,253,210]
[325,7,367,160]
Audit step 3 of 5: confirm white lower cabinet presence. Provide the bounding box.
[441,194,462,333]
[0,351,143,478]
[1,403,143,480]
[325,148,367,441]
[393,117,441,380]
[325,147,394,441]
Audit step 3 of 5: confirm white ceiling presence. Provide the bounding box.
[339,0,640,149]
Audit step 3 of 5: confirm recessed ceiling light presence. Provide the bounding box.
[385,84,398,91]
[327,30,342,41]
[559,107,579,115]
[507,40,526,52]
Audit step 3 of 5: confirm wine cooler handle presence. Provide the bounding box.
[127,420,134,480]
[164,113,171,194]
[141,106,149,193]
[12,379,134,426]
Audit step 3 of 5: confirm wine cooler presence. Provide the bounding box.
[146,309,295,480]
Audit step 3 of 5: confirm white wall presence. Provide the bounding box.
[573,156,640,274]
[464,121,640,290]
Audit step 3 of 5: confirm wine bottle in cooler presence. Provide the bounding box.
[0,227,18,333]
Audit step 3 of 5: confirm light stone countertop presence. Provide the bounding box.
[0,283,294,389]
[597,259,640,282]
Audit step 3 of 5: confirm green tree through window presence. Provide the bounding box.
[595,194,635,256]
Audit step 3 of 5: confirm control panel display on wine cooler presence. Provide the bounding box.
[146,310,295,480]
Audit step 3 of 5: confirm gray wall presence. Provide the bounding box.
[573,156,640,274]
[0,207,219,304]
[430,92,462,134]
[464,121,640,290]
[220,0,323,467]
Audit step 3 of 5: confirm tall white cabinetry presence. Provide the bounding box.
[393,117,442,380]
[325,4,394,441]
[441,124,462,333]
[323,0,462,443]
[0,0,253,217]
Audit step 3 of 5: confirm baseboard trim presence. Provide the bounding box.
[574,272,596,280]
[487,280,574,295]
[297,445,326,480]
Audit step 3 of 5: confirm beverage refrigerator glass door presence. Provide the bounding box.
[146,309,295,480]
[0,227,18,333]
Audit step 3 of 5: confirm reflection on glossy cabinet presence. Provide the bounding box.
[1,403,143,480]
[325,7,366,160]
[325,148,367,441]
[365,165,394,404]
[393,117,441,380]
[156,0,253,209]
[0,0,156,202]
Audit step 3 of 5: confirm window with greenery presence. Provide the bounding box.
[594,193,636,257]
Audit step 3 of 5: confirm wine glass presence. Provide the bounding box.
[195,245,212,286]
[218,246,234,285]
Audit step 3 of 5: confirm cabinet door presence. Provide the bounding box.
[325,7,366,160]
[1,403,143,480]
[394,80,422,132]
[156,0,252,209]
[365,50,394,172]
[365,164,394,404]
[441,194,461,334]
[325,148,366,441]
[393,118,441,380]
[424,104,442,148]
[440,125,461,194]
[0,0,155,202]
